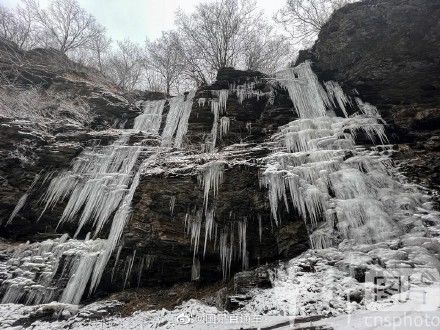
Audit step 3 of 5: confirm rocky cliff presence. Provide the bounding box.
[0,0,440,319]
[297,0,440,190]
[0,37,309,305]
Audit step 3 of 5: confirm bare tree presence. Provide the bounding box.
[0,3,40,50]
[106,40,143,91]
[143,70,164,93]
[176,0,260,85]
[90,32,112,72]
[145,31,185,94]
[26,0,104,54]
[275,0,355,46]
[71,31,112,72]
[243,23,291,74]
[0,6,17,43]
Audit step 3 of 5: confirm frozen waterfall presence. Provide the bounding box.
[1,92,195,305]
[161,92,196,148]
[133,99,166,134]
[262,61,425,249]
[2,58,434,307]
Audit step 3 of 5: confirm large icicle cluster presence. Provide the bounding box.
[275,63,332,118]
[198,160,225,211]
[262,61,424,249]
[229,82,270,104]
[39,135,142,238]
[0,235,106,305]
[2,91,196,305]
[212,90,229,113]
[181,160,251,279]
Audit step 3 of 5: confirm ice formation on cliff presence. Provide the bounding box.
[1,91,196,305]
[262,61,426,250]
[161,92,195,148]
[133,100,166,134]
[3,58,437,311]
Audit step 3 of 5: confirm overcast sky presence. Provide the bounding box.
[2,0,282,44]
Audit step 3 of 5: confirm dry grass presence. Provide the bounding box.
[0,85,92,131]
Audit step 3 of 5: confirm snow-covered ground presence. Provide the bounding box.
[2,235,440,329]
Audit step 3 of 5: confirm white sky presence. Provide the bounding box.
[2,0,283,44]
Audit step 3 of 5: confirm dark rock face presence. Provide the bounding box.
[298,0,440,106]
[214,67,266,88]
[297,0,440,192]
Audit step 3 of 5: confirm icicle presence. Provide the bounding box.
[238,220,247,270]
[212,90,229,114]
[355,97,380,117]
[219,117,230,139]
[309,229,333,249]
[190,218,202,258]
[137,256,144,288]
[276,61,332,118]
[230,82,269,104]
[110,245,123,283]
[7,193,28,225]
[169,196,176,216]
[198,161,225,212]
[60,251,100,304]
[324,81,351,118]
[203,208,215,256]
[210,100,220,151]
[258,215,263,242]
[123,250,136,289]
[259,168,289,224]
[7,173,40,225]
[144,255,155,269]
[185,208,203,258]
[173,91,196,148]
[191,258,201,281]
[219,230,233,279]
[246,122,252,134]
